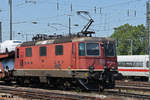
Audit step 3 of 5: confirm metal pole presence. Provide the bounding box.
[9,0,12,40]
[146,0,150,82]
[26,34,27,42]
[127,39,133,55]
[69,16,71,36]
[0,22,2,42]
[131,40,133,55]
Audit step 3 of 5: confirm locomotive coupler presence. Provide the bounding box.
[88,66,97,79]
[88,66,94,73]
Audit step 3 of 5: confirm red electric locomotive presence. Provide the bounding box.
[1,11,122,91]
[12,34,120,91]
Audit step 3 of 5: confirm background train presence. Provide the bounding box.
[0,34,122,91]
[0,40,22,53]
[118,55,149,81]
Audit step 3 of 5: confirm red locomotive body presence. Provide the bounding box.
[13,36,120,91]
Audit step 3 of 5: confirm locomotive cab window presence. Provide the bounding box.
[79,43,85,56]
[79,42,100,56]
[25,48,32,57]
[40,46,47,56]
[55,45,63,55]
[104,42,116,57]
[86,43,100,56]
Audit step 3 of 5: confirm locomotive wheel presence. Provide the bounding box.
[63,80,71,90]
[4,79,11,85]
[101,71,115,89]
[98,84,104,92]
[16,77,24,86]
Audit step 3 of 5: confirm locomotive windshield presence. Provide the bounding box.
[86,43,99,56]
[104,42,116,57]
[79,43,100,56]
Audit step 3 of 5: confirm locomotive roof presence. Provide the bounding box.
[20,36,114,47]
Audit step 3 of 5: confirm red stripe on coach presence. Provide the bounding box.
[118,69,149,72]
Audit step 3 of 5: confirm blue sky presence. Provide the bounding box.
[0,0,147,41]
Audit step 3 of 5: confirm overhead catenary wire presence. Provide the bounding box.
[0,0,147,41]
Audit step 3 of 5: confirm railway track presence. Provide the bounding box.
[0,85,106,100]
[0,80,150,100]
[104,90,150,100]
[116,80,150,87]
[116,80,150,91]
[104,80,150,99]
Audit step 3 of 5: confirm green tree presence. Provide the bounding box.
[110,24,148,55]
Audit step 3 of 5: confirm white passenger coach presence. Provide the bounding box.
[117,55,149,80]
[0,40,22,53]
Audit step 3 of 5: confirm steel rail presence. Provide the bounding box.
[0,85,105,100]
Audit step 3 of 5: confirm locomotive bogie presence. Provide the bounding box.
[13,70,116,90]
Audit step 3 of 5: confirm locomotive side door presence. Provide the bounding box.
[15,48,24,69]
[72,43,77,69]
[19,48,24,68]
[39,46,47,69]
